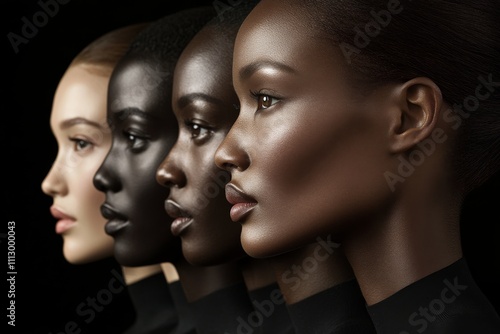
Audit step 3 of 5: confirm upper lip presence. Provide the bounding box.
[50,206,76,220]
[100,203,127,221]
[225,183,257,205]
[164,199,192,220]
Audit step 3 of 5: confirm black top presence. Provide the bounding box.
[247,283,295,334]
[367,258,500,333]
[286,279,376,334]
[122,272,178,334]
[189,282,255,334]
[169,280,198,334]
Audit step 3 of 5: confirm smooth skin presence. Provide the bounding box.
[93,56,182,267]
[215,0,461,305]
[215,0,396,258]
[156,26,245,267]
[42,63,162,282]
[42,64,115,264]
[95,51,244,303]
[157,23,282,298]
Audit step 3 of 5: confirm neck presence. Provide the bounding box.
[161,262,179,283]
[172,257,245,302]
[273,240,355,305]
[121,264,163,285]
[344,180,463,305]
[240,256,277,292]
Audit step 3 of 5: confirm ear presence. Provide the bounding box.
[388,77,443,153]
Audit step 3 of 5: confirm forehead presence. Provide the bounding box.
[233,0,323,70]
[108,55,172,112]
[174,27,232,90]
[233,0,353,86]
[51,65,109,124]
[110,55,171,93]
[236,1,309,45]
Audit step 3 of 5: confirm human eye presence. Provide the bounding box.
[185,120,213,144]
[251,91,280,111]
[69,137,93,153]
[123,130,149,151]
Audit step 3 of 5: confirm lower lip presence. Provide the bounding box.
[171,217,193,237]
[230,203,256,222]
[105,220,129,236]
[55,219,76,234]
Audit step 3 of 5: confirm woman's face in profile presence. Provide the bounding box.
[93,55,181,267]
[41,64,114,264]
[215,0,396,258]
[157,26,245,266]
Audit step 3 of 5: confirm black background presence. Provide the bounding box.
[4,0,500,333]
[5,1,216,333]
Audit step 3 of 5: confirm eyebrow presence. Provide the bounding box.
[177,93,225,110]
[60,117,106,130]
[111,107,155,124]
[239,60,297,81]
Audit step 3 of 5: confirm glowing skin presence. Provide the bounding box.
[156,26,245,266]
[41,64,114,264]
[215,0,398,258]
[93,55,181,267]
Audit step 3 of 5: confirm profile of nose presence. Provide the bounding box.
[41,162,67,197]
[156,158,187,189]
[93,162,120,193]
[214,144,239,172]
[214,126,250,172]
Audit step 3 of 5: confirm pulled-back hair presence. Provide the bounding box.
[297,0,500,192]
[124,6,216,82]
[70,23,149,76]
[204,0,259,58]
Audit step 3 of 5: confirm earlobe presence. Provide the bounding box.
[389,77,443,153]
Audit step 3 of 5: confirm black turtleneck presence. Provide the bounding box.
[367,258,500,333]
[188,282,255,334]
[169,280,198,334]
[247,282,295,334]
[286,279,376,334]
[123,272,178,334]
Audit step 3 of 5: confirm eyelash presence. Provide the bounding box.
[250,91,281,111]
[185,121,213,143]
[69,137,93,152]
[123,130,148,151]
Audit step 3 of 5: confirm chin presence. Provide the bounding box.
[240,229,287,259]
[63,250,107,265]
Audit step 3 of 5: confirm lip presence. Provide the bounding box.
[225,183,257,222]
[100,203,129,236]
[164,199,193,237]
[50,206,77,234]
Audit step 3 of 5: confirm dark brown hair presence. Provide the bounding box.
[297,0,500,193]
